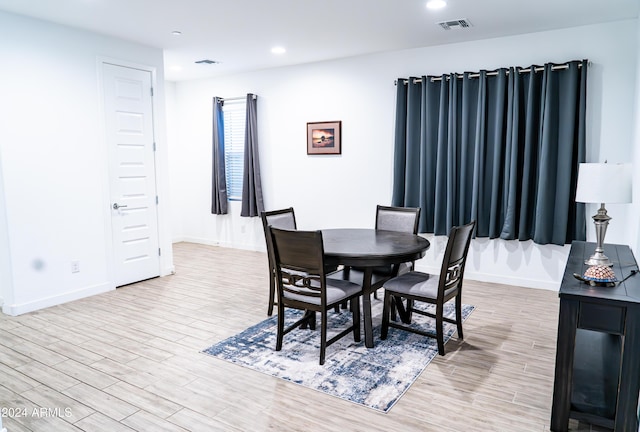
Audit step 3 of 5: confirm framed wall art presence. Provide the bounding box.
[307,121,341,155]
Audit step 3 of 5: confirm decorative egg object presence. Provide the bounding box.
[583,265,617,282]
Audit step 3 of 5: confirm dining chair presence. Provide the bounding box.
[374,205,421,274]
[261,207,340,317]
[269,226,363,365]
[364,205,421,300]
[261,208,297,316]
[376,205,421,235]
[380,220,475,355]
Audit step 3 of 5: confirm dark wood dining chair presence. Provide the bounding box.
[261,208,297,316]
[261,207,340,317]
[380,220,475,355]
[335,205,421,315]
[376,205,421,234]
[371,205,422,319]
[373,205,421,273]
[269,226,363,365]
[368,205,421,299]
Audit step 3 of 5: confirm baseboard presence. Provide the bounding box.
[176,236,264,252]
[413,263,560,291]
[465,270,560,291]
[1,282,113,316]
[176,236,220,247]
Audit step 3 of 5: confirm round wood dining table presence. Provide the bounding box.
[322,228,430,348]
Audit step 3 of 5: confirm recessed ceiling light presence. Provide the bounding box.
[171,30,182,36]
[271,46,286,55]
[170,65,182,71]
[426,0,446,10]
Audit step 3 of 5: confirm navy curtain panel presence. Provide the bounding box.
[211,96,228,214]
[241,94,264,217]
[392,60,587,246]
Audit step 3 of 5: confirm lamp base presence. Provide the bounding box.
[584,252,612,267]
[585,204,613,267]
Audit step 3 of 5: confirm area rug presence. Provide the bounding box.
[202,300,474,412]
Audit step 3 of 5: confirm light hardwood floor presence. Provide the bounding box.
[0,242,611,432]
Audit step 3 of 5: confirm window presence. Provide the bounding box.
[223,99,246,201]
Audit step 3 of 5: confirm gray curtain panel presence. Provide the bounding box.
[211,96,228,214]
[241,94,264,217]
[392,60,587,246]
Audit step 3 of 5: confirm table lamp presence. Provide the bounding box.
[575,162,632,266]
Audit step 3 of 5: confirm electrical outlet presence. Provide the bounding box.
[71,260,80,273]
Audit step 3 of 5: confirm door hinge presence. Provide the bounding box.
[158,248,161,256]
[150,87,154,97]
[153,142,156,151]
[155,196,159,205]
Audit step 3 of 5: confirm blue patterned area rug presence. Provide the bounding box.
[202,300,474,412]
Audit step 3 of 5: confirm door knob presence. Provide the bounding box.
[113,203,128,210]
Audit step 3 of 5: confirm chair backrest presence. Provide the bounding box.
[261,207,297,272]
[261,207,297,231]
[438,221,476,300]
[269,226,326,303]
[375,205,421,234]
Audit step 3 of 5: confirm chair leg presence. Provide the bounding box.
[267,274,276,316]
[276,303,285,351]
[455,294,464,340]
[380,291,393,340]
[300,310,316,330]
[436,303,445,355]
[390,296,397,322]
[406,299,414,323]
[351,297,361,342]
[309,311,316,330]
[319,310,328,365]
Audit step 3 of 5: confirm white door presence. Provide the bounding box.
[102,63,160,287]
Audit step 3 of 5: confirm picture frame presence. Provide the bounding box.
[307,121,341,155]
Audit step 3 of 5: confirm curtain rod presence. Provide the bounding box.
[396,60,589,85]
[220,94,257,102]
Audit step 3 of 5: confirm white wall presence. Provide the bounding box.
[169,20,638,291]
[165,81,185,241]
[0,11,174,315]
[633,22,640,258]
[0,126,11,308]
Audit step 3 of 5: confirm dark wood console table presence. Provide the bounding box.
[551,241,640,431]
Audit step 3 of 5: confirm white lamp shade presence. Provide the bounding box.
[575,163,632,204]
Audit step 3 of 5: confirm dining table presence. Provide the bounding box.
[322,228,431,348]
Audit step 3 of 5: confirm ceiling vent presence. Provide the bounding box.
[437,19,472,30]
[195,59,220,65]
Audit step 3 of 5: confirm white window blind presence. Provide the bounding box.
[223,99,246,201]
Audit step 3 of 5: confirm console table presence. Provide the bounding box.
[551,241,640,431]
